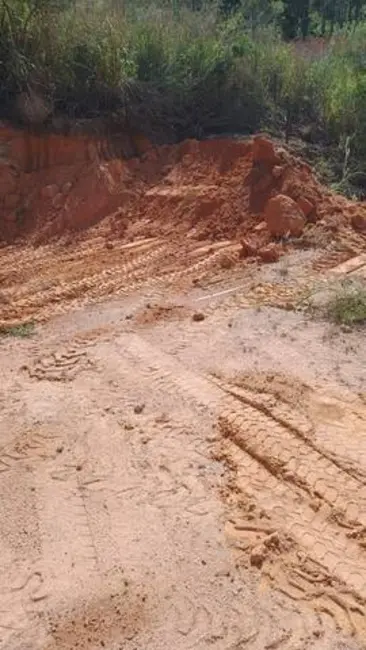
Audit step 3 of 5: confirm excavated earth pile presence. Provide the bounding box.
[0,124,365,325]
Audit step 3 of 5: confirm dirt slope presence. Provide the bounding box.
[0,126,365,326]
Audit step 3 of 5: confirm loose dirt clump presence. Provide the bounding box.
[264,194,306,237]
[134,303,189,326]
[192,312,205,322]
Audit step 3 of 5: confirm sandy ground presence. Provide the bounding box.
[0,249,366,650]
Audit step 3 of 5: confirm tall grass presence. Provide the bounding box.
[2,0,366,189]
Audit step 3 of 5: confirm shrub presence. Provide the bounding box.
[325,281,366,326]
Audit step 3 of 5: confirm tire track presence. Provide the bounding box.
[306,391,366,481]
[219,414,366,594]
[0,240,168,324]
[24,345,94,382]
[34,465,100,608]
[219,434,366,637]
[215,380,366,530]
[117,333,366,611]
[118,332,223,412]
[218,375,366,480]
[5,240,164,307]
[161,244,240,286]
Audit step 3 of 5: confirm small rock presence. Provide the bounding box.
[254,221,268,232]
[134,404,145,415]
[263,531,280,549]
[219,253,234,270]
[250,544,266,568]
[239,238,257,259]
[56,445,64,454]
[310,498,321,512]
[105,241,114,250]
[258,243,282,263]
[341,324,352,333]
[192,312,205,322]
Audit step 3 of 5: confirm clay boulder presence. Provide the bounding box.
[252,136,280,168]
[351,212,366,233]
[264,194,306,238]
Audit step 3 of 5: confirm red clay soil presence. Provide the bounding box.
[1,126,364,245]
[0,125,365,324]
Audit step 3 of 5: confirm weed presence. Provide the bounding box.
[0,322,36,338]
[325,281,366,326]
[278,265,289,278]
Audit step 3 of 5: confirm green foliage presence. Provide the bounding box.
[325,281,366,325]
[2,0,366,190]
[0,321,35,338]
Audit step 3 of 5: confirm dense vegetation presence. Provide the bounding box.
[2,0,366,193]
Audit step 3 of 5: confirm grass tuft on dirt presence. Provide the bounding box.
[325,281,366,326]
[0,322,36,338]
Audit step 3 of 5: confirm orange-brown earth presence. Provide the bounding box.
[1,124,366,650]
[0,124,365,326]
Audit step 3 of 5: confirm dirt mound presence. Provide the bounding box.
[0,127,365,324]
[1,126,365,248]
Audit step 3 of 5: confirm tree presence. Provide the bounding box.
[282,0,302,38]
[280,0,366,38]
[220,0,241,16]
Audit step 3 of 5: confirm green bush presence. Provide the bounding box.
[325,281,366,326]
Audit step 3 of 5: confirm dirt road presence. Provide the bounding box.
[1,250,366,650]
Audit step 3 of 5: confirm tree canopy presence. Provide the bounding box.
[202,0,366,36]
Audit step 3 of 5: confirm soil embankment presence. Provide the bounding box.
[0,125,365,324]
